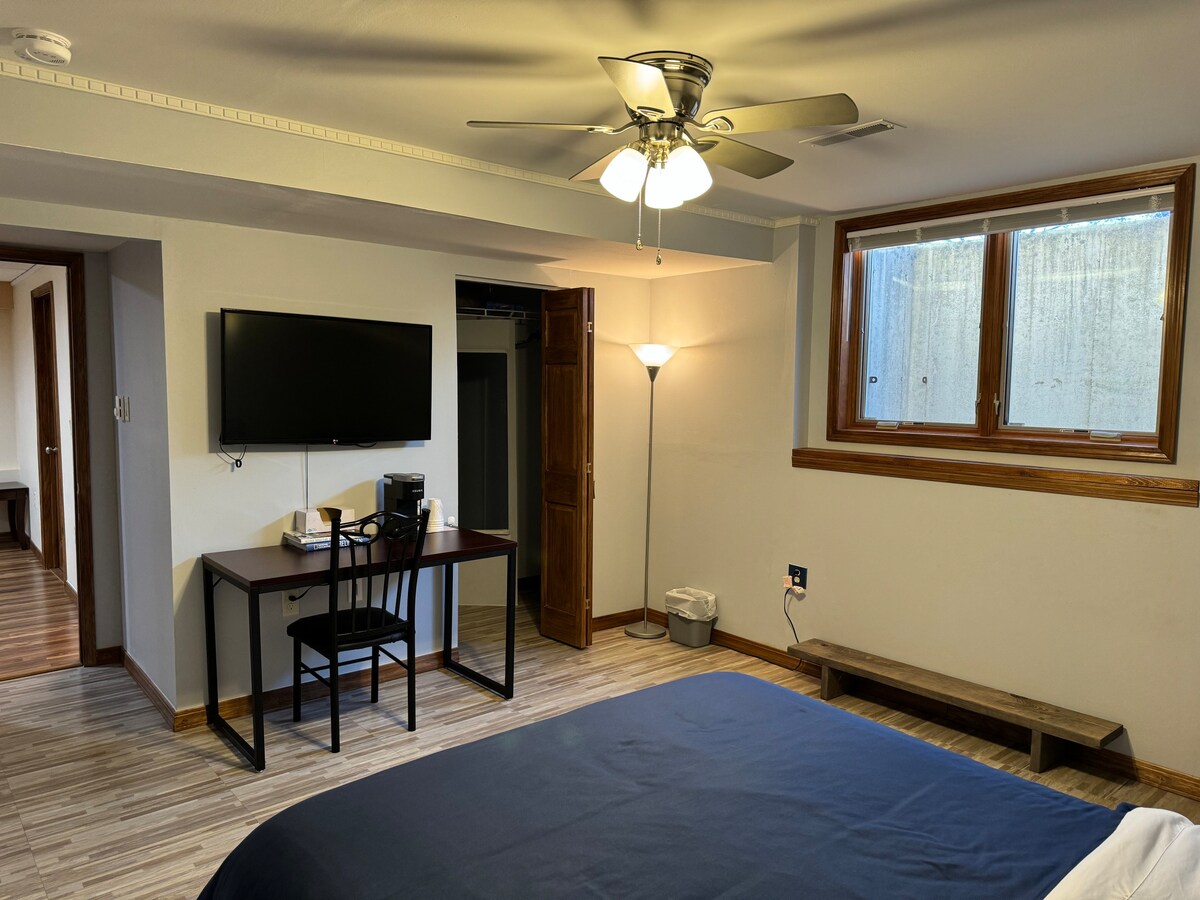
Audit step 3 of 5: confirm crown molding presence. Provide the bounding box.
[774,214,821,228]
[0,60,811,230]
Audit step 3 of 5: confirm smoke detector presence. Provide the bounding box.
[11,28,72,67]
[800,118,903,147]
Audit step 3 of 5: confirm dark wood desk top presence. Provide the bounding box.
[202,528,516,592]
[0,482,29,495]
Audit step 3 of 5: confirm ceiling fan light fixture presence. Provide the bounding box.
[644,165,683,210]
[663,145,712,202]
[600,146,649,202]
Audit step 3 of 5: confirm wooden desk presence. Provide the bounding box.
[201,528,517,771]
[0,482,30,550]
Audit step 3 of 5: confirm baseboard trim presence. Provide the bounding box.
[172,649,445,731]
[593,608,1200,801]
[595,607,801,672]
[591,609,645,632]
[95,645,124,666]
[1086,747,1200,802]
[124,652,176,731]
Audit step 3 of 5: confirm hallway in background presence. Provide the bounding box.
[0,544,79,681]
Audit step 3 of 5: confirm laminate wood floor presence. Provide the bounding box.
[0,599,1196,899]
[0,545,79,683]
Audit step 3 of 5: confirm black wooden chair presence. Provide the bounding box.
[288,507,430,752]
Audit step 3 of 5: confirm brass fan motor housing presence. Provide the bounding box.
[626,51,714,121]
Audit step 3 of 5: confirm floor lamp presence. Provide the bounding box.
[626,343,678,640]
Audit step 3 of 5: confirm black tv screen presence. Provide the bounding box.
[220,309,433,444]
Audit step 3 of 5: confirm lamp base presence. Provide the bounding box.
[625,620,667,640]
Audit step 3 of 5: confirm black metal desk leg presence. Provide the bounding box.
[442,562,454,667]
[248,590,266,771]
[504,549,516,698]
[204,567,218,724]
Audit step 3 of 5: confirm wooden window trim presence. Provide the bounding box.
[792,448,1199,507]
[827,164,1195,464]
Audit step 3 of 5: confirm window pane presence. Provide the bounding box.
[1006,212,1169,433]
[861,236,985,425]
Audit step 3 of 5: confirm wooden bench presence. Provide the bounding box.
[788,639,1123,773]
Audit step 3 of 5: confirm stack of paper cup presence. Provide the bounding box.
[423,497,446,529]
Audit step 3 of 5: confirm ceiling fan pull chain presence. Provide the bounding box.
[636,190,644,251]
[656,208,663,265]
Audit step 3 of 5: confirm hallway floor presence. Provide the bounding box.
[0,544,79,682]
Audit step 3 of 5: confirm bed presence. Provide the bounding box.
[199,672,1196,899]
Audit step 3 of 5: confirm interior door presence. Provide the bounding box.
[539,287,594,648]
[31,282,65,574]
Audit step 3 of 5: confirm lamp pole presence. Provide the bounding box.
[626,344,677,640]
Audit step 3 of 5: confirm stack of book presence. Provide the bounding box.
[281,530,350,553]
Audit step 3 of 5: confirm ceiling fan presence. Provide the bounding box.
[468,50,858,209]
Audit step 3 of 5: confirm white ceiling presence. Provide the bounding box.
[2,0,1199,219]
[0,260,35,283]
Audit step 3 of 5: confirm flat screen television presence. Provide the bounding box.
[220,308,433,445]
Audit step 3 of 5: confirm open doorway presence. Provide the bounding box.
[0,245,98,679]
[455,279,545,679]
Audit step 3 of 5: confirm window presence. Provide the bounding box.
[828,165,1194,462]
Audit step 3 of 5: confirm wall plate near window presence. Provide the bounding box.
[826,163,1195,463]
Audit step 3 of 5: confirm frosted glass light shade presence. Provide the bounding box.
[644,165,683,209]
[663,145,712,202]
[600,147,649,202]
[630,343,678,368]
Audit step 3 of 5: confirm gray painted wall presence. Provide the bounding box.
[109,240,174,697]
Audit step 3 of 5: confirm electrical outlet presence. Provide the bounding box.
[282,595,300,618]
[788,564,808,590]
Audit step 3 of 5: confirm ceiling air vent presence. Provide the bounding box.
[801,118,902,147]
[11,29,72,67]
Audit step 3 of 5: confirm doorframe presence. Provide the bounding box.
[455,277,595,642]
[1,244,97,666]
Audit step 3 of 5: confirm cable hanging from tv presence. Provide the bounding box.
[217,440,247,469]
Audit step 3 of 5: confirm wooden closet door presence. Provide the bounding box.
[539,288,593,648]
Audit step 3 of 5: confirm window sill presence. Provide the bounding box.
[791,447,1198,507]
[826,423,1173,463]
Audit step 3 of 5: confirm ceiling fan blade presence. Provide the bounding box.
[597,57,675,119]
[695,136,794,179]
[467,120,623,134]
[700,93,859,134]
[570,148,625,182]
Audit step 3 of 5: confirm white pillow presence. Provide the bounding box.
[1047,807,1200,899]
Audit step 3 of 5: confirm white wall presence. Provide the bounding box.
[10,264,76,584]
[110,240,174,696]
[648,160,1200,778]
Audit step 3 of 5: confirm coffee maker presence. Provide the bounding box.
[384,473,424,520]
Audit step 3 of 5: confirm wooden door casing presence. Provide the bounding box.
[539,288,594,648]
[0,245,96,666]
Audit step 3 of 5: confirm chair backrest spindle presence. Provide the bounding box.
[323,507,430,643]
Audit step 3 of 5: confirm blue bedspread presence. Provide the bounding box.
[199,672,1124,899]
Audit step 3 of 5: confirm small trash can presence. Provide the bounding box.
[665,587,717,647]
